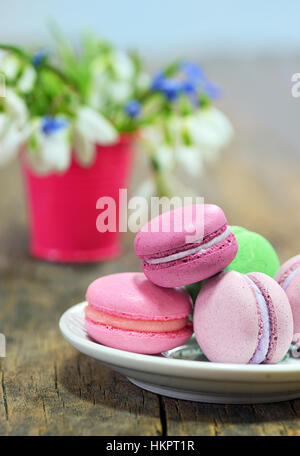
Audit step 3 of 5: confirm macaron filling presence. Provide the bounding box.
[246,276,271,364]
[85,305,189,333]
[145,226,231,265]
[281,264,300,291]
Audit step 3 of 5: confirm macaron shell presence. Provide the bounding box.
[275,255,300,335]
[142,232,238,288]
[275,254,300,287]
[226,226,280,277]
[248,272,293,364]
[134,204,227,258]
[85,318,193,354]
[281,277,300,335]
[86,272,192,320]
[194,271,260,364]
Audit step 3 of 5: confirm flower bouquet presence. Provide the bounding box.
[0,32,233,262]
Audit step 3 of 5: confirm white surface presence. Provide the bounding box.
[59,302,300,404]
[1,0,300,59]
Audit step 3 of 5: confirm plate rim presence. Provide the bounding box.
[59,302,300,383]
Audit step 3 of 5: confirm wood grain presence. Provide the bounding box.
[1,57,300,435]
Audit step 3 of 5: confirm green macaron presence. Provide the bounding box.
[225,226,280,277]
[185,226,280,306]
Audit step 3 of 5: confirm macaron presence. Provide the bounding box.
[134,204,238,288]
[226,226,280,277]
[187,226,280,305]
[194,270,293,364]
[276,255,300,335]
[85,272,193,354]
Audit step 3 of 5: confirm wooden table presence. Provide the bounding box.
[1,57,300,436]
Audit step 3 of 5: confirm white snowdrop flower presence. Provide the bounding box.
[87,60,109,110]
[5,88,28,128]
[177,107,233,165]
[89,74,132,108]
[72,125,95,166]
[73,106,118,166]
[205,107,234,147]
[87,80,106,111]
[154,144,174,171]
[0,54,20,81]
[0,50,6,65]
[108,80,132,104]
[112,51,135,80]
[88,51,137,109]
[176,144,204,176]
[140,126,163,148]
[40,131,71,173]
[166,116,184,146]
[17,65,36,93]
[187,107,233,151]
[0,113,24,165]
[26,117,71,174]
[140,126,175,172]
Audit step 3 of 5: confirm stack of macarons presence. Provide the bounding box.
[84,203,297,365]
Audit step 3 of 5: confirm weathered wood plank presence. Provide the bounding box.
[163,397,300,436]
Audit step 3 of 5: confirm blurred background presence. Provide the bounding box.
[1,0,300,259]
[1,0,300,59]
[0,0,300,259]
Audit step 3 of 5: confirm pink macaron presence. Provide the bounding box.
[84,272,193,354]
[134,204,238,288]
[276,255,300,336]
[194,270,293,364]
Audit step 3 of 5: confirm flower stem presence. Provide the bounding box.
[41,63,79,94]
[0,43,79,94]
[0,44,30,59]
[154,170,170,198]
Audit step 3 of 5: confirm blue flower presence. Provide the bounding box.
[160,78,183,101]
[203,81,222,99]
[181,60,221,99]
[180,61,205,83]
[182,79,197,94]
[124,100,141,117]
[150,71,166,91]
[32,49,49,67]
[41,116,68,135]
[151,72,183,102]
[151,61,221,103]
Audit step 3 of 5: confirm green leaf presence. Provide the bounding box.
[163,59,181,77]
[181,127,193,146]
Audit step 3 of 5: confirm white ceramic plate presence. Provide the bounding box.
[59,302,300,404]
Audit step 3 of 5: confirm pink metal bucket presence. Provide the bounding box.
[21,136,133,263]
